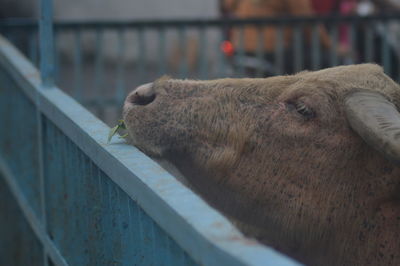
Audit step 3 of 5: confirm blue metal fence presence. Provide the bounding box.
[1,10,400,265]
[1,14,400,125]
[0,35,299,265]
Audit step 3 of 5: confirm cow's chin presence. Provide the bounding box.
[126,133,164,158]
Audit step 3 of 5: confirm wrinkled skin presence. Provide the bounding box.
[123,64,400,266]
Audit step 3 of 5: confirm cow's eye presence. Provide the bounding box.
[287,101,315,119]
[295,102,315,119]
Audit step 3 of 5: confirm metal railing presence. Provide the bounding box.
[2,9,399,266]
[0,5,299,265]
[1,14,400,125]
[0,34,300,266]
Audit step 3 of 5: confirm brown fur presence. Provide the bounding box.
[123,64,400,266]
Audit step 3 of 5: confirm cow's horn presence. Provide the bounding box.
[344,89,400,164]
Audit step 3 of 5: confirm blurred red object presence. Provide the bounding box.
[311,0,339,14]
[221,40,235,57]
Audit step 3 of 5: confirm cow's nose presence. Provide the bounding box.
[127,83,156,106]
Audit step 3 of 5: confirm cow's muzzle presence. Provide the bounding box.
[126,83,156,106]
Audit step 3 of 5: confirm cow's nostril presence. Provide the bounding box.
[128,83,156,106]
[130,92,156,105]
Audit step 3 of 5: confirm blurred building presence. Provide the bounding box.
[1,0,218,20]
[54,0,218,20]
[0,0,36,18]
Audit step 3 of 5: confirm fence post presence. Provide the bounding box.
[39,0,55,88]
[39,0,53,264]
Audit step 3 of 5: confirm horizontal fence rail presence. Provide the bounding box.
[0,36,300,265]
[1,15,399,125]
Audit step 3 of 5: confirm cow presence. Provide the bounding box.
[122,64,400,266]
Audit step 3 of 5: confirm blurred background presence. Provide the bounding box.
[1,0,399,125]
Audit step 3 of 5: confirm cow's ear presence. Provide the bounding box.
[345,89,400,165]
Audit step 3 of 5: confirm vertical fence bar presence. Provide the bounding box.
[73,28,83,102]
[340,21,355,65]
[236,25,245,77]
[348,22,356,65]
[255,26,264,77]
[330,23,339,67]
[37,112,48,266]
[365,21,374,62]
[137,27,146,84]
[380,22,391,76]
[157,26,167,76]
[40,0,55,87]
[39,0,54,264]
[79,152,90,265]
[178,26,188,78]
[275,24,284,75]
[217,23,230,77]
[94,28,104,118]
[116,27,126,105]
[197,24,208,79]
[293,24,303,72]
[311,23,321,70]
[53,30,60,84]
